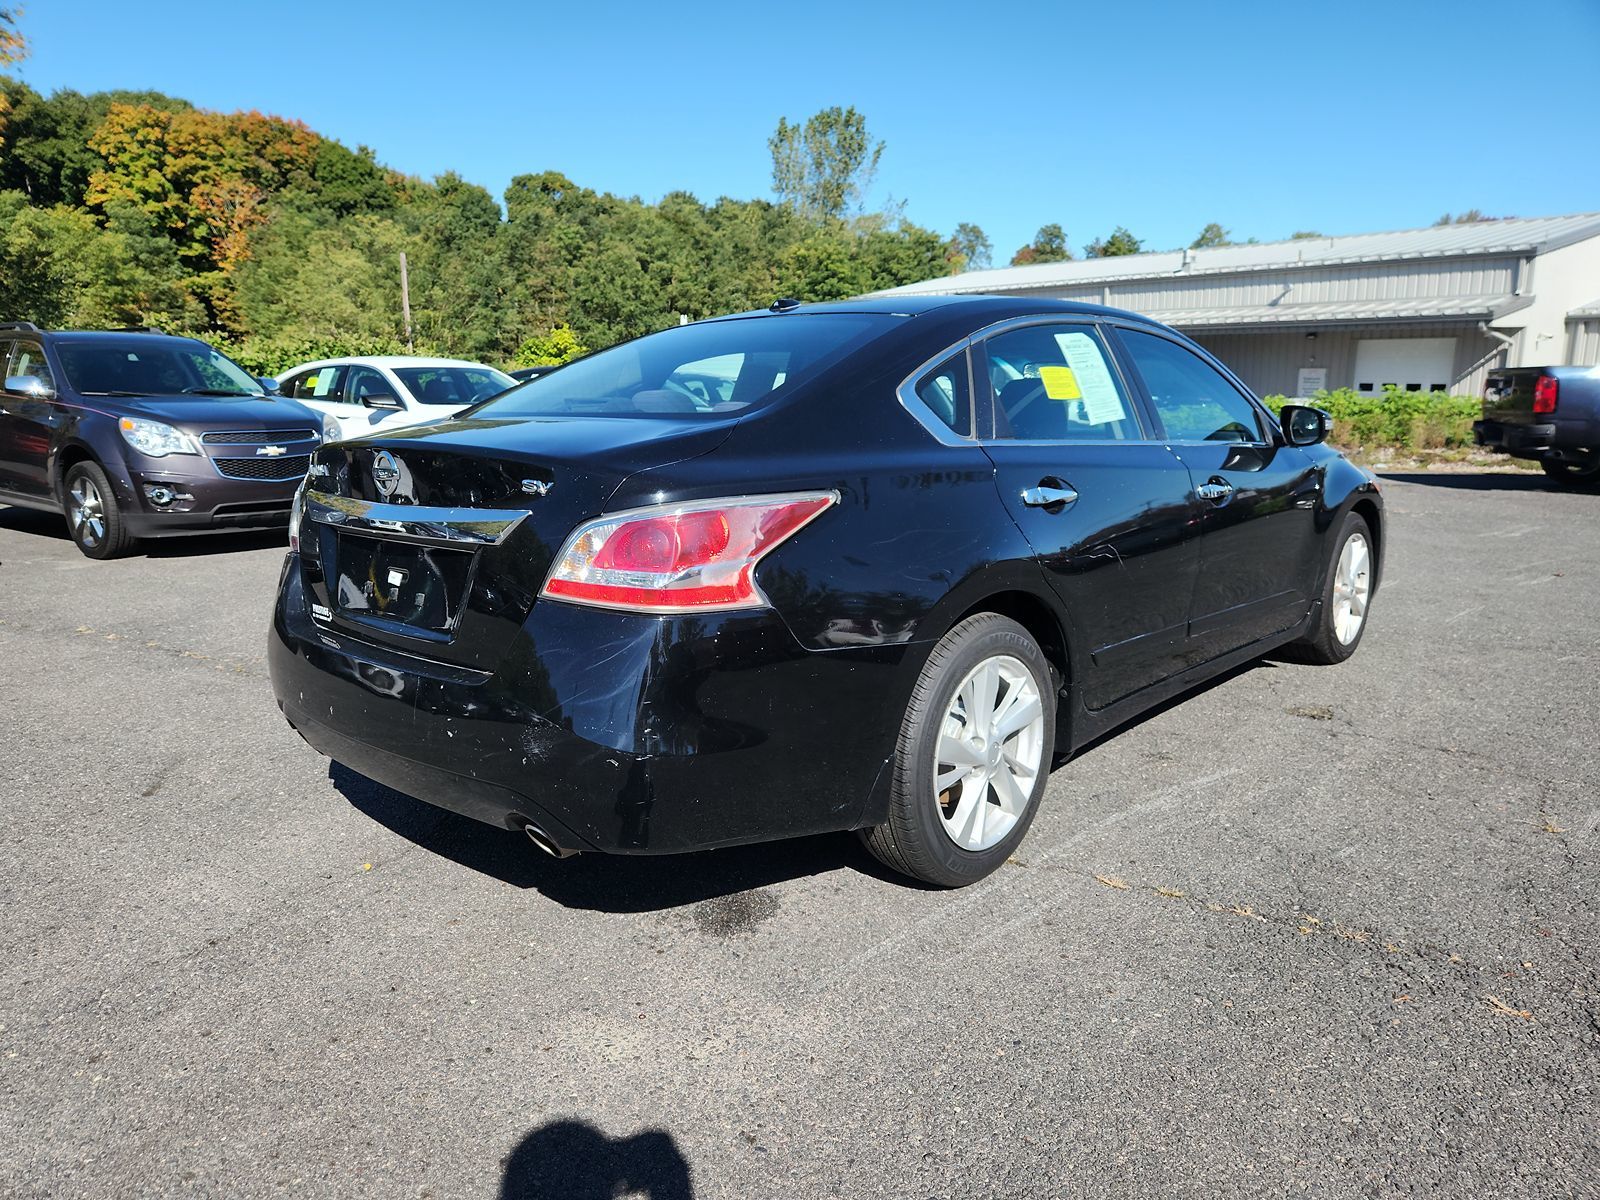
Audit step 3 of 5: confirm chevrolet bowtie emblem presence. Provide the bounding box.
[256,444,287,457]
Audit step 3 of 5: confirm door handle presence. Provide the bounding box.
[1195,478,1234,504]
[1021,483,1079,509]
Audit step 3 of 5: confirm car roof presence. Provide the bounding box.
[285,356,507,371]
[705,293,1168,327]
[42,330,213,348]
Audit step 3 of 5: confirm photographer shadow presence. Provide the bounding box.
[500,1120,693,1200]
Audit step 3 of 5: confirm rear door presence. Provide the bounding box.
[1109,325,1321,659]
[974,320,1202,710]
[280,364,351,432]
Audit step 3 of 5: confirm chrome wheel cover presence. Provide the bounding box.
[1331,530,1371,645]
[69,476,105,548]
[933,654,1045,852]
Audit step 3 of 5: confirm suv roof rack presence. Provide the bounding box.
[0,321,43,333]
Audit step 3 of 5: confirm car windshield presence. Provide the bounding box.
[54,339,263,397]
[392,365,517,406]
[472,314,897,420]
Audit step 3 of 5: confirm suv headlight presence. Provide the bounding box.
[319,413,342,444]
[118,417,200,458]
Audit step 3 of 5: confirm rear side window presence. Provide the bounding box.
[1116,329,1264,443]
[912,352,972,437]
[983,324,1140,442]
[282,365,349,403]
[474,314,897,420]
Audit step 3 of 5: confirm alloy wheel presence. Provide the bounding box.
[1331,531,1371,645]
[69,476,105,548]
[933,654,1045,852]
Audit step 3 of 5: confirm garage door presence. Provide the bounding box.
[1352,338,1456,394]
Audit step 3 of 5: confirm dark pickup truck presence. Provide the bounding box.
[1475,365,1600,484]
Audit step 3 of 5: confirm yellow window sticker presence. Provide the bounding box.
[1039,365,1082,401]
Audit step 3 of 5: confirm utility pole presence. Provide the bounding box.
[399,251,414,352]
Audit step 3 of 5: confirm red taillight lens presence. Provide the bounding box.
[1533,375,1559,414]
[542,492,837,612]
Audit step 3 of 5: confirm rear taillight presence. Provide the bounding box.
[1534,375,1559,414]
[542,491,837,613]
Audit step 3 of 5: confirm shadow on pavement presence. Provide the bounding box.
[499,1121,694,1199]
[1376,470,1571,492]
[0,503,287,557]
[329,761,901,911]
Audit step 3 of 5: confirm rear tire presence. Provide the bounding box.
[63,461,135,560]
[1283,511,1373,665]
[860,613,1056,887]
[1540,458,1600,485]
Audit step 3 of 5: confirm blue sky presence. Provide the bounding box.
[11,0,1600,260]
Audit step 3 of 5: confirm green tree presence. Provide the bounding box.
[513,324,588,367]
[1289,230,1323,240]
[0,6,25,149]
[1085,226,1142,258]
[1010,223,1071,266]
[948,221,992,271]
[1190,222,1232,248]
[768,106,884,224]
[1433,209,1493,225]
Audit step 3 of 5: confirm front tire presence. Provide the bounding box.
[63,461,135,560]
[1285,511,1373,665]
[860,613,1056,887]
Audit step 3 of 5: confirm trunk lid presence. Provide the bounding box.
[298,415,733,669]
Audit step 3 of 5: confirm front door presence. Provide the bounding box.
[0,340,62,500]
[975,321,1202,710]
[1109,326,1321,660]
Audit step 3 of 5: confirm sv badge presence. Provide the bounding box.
[521,479,553,497]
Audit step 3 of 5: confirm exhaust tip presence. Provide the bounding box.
[524,821,578,859]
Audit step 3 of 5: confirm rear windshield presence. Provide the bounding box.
[471,314,897,420]
[54,339,262,397]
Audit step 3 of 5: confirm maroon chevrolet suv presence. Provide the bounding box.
[0,324,337,558]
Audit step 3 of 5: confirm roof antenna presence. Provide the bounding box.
[769,297,803,313]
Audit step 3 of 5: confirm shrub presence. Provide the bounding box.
[1260,387,1479,450]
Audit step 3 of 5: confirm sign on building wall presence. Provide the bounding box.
[1296,367,1327,397]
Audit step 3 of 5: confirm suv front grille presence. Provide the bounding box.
[214,455,311,482]
[202,429,318,445]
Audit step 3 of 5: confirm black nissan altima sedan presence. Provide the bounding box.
[269,295,1382,886]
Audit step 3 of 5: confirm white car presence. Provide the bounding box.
[271,356,517,438]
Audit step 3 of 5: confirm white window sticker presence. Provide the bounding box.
[311,369,335,397]
[1053,332,1126,425]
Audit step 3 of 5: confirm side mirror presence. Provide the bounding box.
[1279,403,1332,447]
[361,392,403,411]
[258,376,280,394]
[4,374,55,400]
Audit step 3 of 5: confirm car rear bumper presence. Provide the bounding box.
[267,556,909,855]
[1473,419,1556,455]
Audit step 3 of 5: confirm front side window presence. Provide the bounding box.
[6,341,52,389]
[345,366,396,407]
[53,339,260,397]
[983,324,1140,442]
[1116,329,1264,443]
[473,314,898,420]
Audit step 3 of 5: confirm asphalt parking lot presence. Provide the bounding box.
[1,472,1596,1200]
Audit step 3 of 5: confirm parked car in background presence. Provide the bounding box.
[273,357,517,439]
[0,322,335,559]
[270,296,1383,886]
[1475,365,1600,484]
[508,365,560,383]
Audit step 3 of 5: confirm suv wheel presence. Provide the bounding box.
[64,461,135,559]
[1541,458,1600,485]
[860,613,1056,887]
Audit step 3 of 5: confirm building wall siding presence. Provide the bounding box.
[1193,324,1502,397]
[1569,319,1600,365]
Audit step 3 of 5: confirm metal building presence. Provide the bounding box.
[875,213,1600,398]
